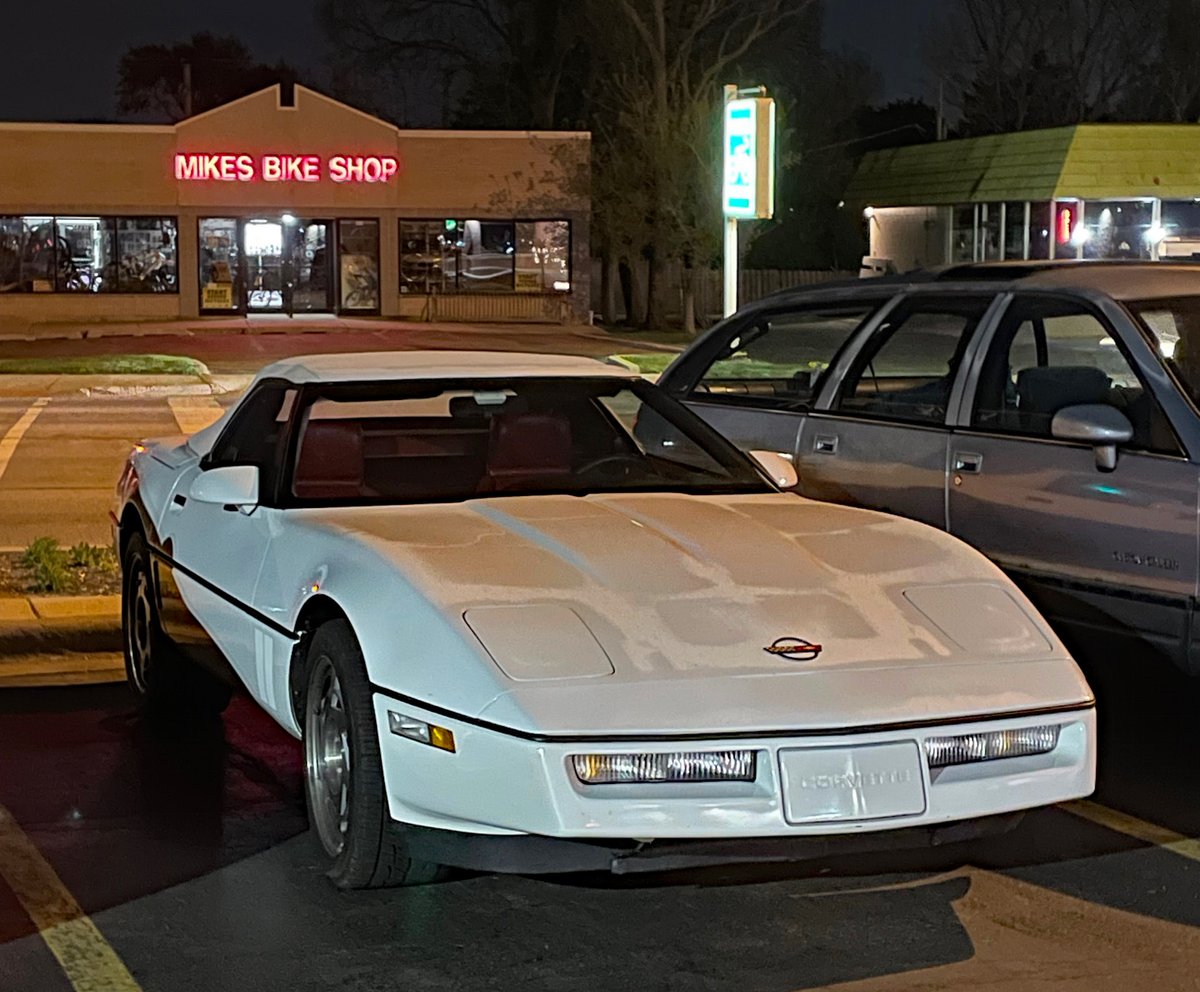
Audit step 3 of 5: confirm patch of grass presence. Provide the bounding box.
[20,537,76,593]
[609,353,680,375]
[68,542,117,572]
[0,354,209,376]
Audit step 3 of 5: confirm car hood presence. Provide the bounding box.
[300,493,1092,734]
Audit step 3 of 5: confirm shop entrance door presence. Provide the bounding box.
[288,220,332,313]
[199,217,334,315]
[244,219,285,311]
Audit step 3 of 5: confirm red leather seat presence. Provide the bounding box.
[482,412,573,492]
[293,419,368,499]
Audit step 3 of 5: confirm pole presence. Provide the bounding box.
[182,61,193,119]
[722,83,738,317]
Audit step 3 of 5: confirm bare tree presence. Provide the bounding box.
[929,0,1152,136]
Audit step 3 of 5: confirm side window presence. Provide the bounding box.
[688,304,880,411]
[833,296,993,425]
[207,383,297,497]
[972,297,1180,454]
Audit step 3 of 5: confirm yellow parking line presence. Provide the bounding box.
[1063,799,1200,863]
[168,396,223,435]
[0,397,50,483]
[0,803,142,992]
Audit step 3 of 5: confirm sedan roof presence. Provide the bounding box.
[257,350,640,384]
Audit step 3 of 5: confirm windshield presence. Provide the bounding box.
[285,376,770,506]
[1127,295,1200,407]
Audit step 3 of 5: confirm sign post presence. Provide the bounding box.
[722,85,776,317]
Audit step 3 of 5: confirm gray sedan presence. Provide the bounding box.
[657,261,1200,675]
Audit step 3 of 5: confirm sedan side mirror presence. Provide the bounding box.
[749,450,799,489]
[1051,404,1133,473]
[189,464,260,508]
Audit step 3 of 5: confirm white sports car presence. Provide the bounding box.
[112,351,1096,888]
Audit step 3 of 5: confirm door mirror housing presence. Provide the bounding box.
[1051,404,1134,472]
[189,464,260,507]
[749,450,799,489]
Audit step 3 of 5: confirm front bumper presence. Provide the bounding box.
[372,693,1095,847]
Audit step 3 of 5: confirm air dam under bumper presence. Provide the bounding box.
[372,694,1096,849]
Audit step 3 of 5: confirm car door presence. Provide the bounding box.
[157,382,296,689]
[948,292,1199,656]
[663,298,892,467]
[795,293,1001,527]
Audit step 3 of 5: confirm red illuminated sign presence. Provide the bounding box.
[174,153,399,184]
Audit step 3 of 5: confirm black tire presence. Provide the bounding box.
[121,531,232,717]
[302,619,446,889]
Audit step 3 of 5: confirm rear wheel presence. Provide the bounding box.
[303,619,445,888]
[121,531,232,717]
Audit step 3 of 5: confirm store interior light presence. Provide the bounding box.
[281,213,297,226]
[1145,225,1167,245]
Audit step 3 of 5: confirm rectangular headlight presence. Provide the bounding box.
[925,724,1060,769]
[571,750,756,785]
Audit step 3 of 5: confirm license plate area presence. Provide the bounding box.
[778,742,926,824]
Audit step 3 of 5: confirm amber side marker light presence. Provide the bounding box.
[388,711,456,752]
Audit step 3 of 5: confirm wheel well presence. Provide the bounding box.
[289,595,349,726]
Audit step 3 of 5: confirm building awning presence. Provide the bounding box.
[846,124,1200,207]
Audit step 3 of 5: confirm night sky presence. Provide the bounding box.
[0,0,945,123]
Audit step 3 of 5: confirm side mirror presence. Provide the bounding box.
[1051,404,1133,472]
[189,464,260,508]
[749,450,799,489]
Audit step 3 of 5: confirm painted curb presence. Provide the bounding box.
[1,595,120,622]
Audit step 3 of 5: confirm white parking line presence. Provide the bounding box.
[0,803,142,992]
[1063,799,1200,863]
[168,396,224,435]
[0,398,50,484]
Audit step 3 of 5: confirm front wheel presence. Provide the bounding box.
[121,531,231,717]
[303,619,445,888]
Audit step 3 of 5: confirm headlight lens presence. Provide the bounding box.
[571,750,756,784]
[925,724,1060,769]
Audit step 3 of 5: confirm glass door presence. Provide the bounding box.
[244,220,284,311]
[289,220,332,313]
[198,217,240,312]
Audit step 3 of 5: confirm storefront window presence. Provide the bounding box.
[1002,202,1026,259]
[0,215,177,293]
[1082,200,1153,259]
[1028,202,1052,259]
[980,204,1002,261]
[950,205,975,262]
[199,218,239,311]
[338,219,379,311]
[1160,201,1200,259]
[401,218,570,294]
[117,218,177,292]
[515,220,570,292]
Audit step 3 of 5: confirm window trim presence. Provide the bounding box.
[201,378,298,507]
[0,214,178,295]
[954,291,1185,458]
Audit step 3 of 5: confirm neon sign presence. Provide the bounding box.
[174,153,399,184]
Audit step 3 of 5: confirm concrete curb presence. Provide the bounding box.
[0,593,119,622]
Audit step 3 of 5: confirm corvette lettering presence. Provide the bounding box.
[797,770,913,790]
[174,152,399,184]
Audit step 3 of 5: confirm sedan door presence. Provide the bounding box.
[795,293,1002,528]
[662,299,892,467]
[948,292,1199,659]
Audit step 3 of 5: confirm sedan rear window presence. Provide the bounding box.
[1128,295,1200,409]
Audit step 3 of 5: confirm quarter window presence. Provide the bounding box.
[833,296,993,425]
[972,296,1179,454]
[688,305,880,411]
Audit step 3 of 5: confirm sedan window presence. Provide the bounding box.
[974,296,1180,455]
[833,296,993,425]
[688,304,881,411]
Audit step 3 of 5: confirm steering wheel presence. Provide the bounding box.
[575,453,645,481]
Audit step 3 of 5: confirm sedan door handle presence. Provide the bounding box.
[954,452,983,474]
[813,434,839,455]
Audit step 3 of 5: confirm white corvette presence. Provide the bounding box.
[112,351,1096,887]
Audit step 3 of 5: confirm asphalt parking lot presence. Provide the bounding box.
[2,345,1200,991]
[0,647,1199,992]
